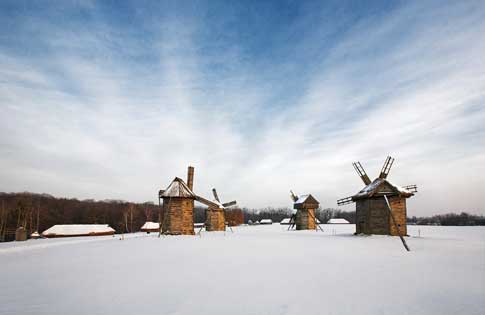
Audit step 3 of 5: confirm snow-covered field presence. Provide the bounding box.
[1,224,484,315]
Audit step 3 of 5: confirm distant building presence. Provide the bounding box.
[42,224,115,238]
[140,222,159,233]
[327,218,350,224]
[260,219,273,225]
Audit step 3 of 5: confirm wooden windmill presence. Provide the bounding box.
[158,166,197,235]
[204,188,237,232]
[288,191,323,231]
[337,156,417,237]
[159,166,236,235]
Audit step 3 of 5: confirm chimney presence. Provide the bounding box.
[187,166,194,191]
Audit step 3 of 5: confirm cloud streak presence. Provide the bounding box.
[0,0,484,215]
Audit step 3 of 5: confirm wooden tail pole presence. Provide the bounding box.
[288,214,296,230]
[197,223,206,235]
[308,210,324,232]
[384,195,410,252]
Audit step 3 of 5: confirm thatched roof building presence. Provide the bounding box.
[140,222,159,233]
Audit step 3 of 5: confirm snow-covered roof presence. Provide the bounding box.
[293,194,319,209]
[42,224,115,236]
[327,218,350,224]
[141,222,159,230]
[280,218,291,224]
[353,178,413,199]
[160,177,195,198]
[260,219,273,224]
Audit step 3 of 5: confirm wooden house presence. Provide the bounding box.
[337,156,417,236]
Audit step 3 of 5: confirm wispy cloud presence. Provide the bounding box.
[0,1,484,214]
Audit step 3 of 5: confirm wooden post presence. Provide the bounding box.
[384,195,410,251]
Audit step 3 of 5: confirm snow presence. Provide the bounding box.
[327,218,350,224]
[42,224,115,237]
[295,194,310,204]
[355,178,412,197]
[140,222,159,230]
[260,219,273,224]
[1,225,484,315]
[280,218,291,224]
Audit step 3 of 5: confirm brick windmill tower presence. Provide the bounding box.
[337,156,417,236]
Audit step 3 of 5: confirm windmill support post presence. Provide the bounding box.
[384,195,410,252]
[308,210,324,232]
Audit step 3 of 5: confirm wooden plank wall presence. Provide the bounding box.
[389,197,407,236]
[162,198,195,235]
[356,197,407,236]
[295,208,316,230]
[205,207,226,231]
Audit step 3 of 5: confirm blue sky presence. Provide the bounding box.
[1,0,484,215]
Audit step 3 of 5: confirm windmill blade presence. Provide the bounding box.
[290,190,298,202]
[353,162,371,185]
[337,196,354,206]
[222,200,237,208]
[379,156,395,179]
[403,184,418,193]
[212,188,221,202]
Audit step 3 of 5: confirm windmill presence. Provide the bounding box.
[197,188,237,233]
[337,156,417,238]
[159,166,236,235]
[288,190,323,231]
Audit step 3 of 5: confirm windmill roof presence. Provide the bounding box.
[352,178,413,199]
[293,194,319,209]
[160,177,195,198]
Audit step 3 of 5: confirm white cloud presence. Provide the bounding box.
[0,1,484,215]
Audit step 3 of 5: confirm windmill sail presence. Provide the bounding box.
[353,162,371,185]
[379,156,395,179]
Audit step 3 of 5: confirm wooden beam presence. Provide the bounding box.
[384,195,410,251]
[195,195,220,208]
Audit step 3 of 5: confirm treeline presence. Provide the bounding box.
[408,212,485,226]
[0,192,161,241]
[241,207,356,224]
